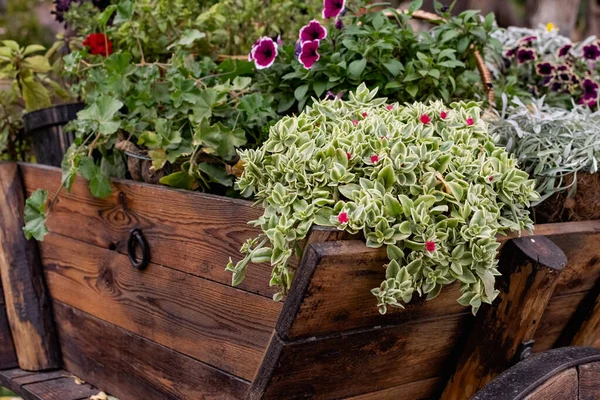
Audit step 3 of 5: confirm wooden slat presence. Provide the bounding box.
[39,233,280,381]
[54,301,249,400]
[278,240,466,340]
[551,232,600,295]
[21,377,99,400]
[347,377,442,400]
[0,163,60,371]
[524,367,578,400]
[533,292,586,352]
[19,163,274,297]
[0,368,36,393]
[578,361,600,399]
[441,236,567,400]
[12,369,67,389]
[249,313,471,399]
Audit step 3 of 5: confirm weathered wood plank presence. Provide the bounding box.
[249,313,471,399]
[533,292,586,352]
[12,369,67,389]
[39,233,280,381]
[0,306,18,369]
[524,368,578,400]
[19,163,274,297]
[0,163,60,371]
[441,236,567,400]
[578,361,600,400]
[0,368,36,393]
[21,377,98,400]
[278,240,466,340]
[551,233,600,295]
[54,301,249,400]
[347,377,442,400]
[570,289,600,347]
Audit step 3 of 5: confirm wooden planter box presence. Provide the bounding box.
[0,162,599,399]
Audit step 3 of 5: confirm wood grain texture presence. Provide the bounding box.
[39,233,280,381]
[570,288,600,347]
[441,236,567,400]
[0,163,60,371]
[578,361,600,400]
[0,305,18,369]
[551,232,600,295]
[0,368,36,393]
[347,377,442,400]
[19,163,273,297]
[533,292,586,352]
[54,301,249,400]
[21,377,99,400]
[524,367,578,400]
[250,313,471,399]
[278,240,467,340]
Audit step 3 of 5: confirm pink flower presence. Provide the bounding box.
[338,212,349,224]
[299,20,328,43]
[466,118,474,126]
[323,0,345,19]
[425,241,436,252]
[249,37,278,69]
[299,39,321,69]
[386,105,394,110]
[352,119,359,125]
[440,111,447,120]
[362,112,368,118]
[370,154,379,163]
[346,152,352,159]
[420,114,431,124]
[488,176,493,182]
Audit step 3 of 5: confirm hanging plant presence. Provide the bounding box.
[227,84,538,314]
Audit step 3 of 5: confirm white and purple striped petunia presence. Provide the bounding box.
[249,37,278,69]
[299,19,327,43]
[322,0,345,19]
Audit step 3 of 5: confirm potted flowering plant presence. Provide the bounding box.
[228,84,538,312]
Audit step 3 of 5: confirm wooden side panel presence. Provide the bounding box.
[251,313,471,399]
[347,377,442,400]
[54,301,249,400]
[39,233,280,381]
[0,285,18,369]
[533,292,586,351]
[578,361,600,400]
[524,368,578,400]
[0,163,60,371]
[551,232,600,295]
[19,163,273,297]
[278,241,466,340]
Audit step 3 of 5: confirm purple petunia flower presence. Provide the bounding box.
[536,62,554,76]
[299,40,321,69]
[516,48,535,63]
[276,35,283,47]
[294,40,302,57]
[519,35,537,45]
[249,37,278,69]
[557,65,568,71]
[583,44,600,60]
[557,44,572,58]
[550,82,562,92]
[335,18,344,30]
[299,20,328,43]
[323,0,345,19]
[325,91,344,100]
[579,93,598,108]
[505,48,516,58]
[558,72,571,82]
[582,78,599,97]
[542,76,552,86]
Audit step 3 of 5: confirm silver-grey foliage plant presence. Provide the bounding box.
[227,84,538,314]
[490,94,600,203]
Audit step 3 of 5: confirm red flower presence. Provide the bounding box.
[83,33,113,56]
[346,152,352,160]
[488,176,493,182]
[362,112,368,118]
[425,241,436,252]
[440,111,447,120]
[386,105,394,110]
[338,212,349,224]
[370,154,379,163]
[466,118,474,126]
[420,114,431,124]
[352,119,359,125]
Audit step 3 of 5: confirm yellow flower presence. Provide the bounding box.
[546,22,556,32]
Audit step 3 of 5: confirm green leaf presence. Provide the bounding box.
[383,60,403,77]
[406,85,418,98]
[159,171,198,190]
[23,189,48,241]
[294,84,309,102]
[408,0,423,13]
[23,44,45,56]
[77,96,123,135]
[457,37,470,53]
[79,157,112,198]
[97,5,117,28]
[1,40,19,51]
[168,29,206,49]
[198,163,233,187]
[21,78,51,111]
[114,0,133,24]
[348,59,367,79]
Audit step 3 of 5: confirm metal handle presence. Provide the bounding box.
[127,229,150,270]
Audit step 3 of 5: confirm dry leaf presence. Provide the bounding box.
[73,375,86,385]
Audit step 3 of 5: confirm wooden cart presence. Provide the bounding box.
[0,162,599,399]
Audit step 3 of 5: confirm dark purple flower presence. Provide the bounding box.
[558,72,571,81]
[294,40,302,57]
[542,76,552,86]
[52,0,80,23]
[299,40,321,69]
[519,35,537,44]
[325,91,344,100]
[583,44,600,60]
[536,62,554,76]
[299,19,328,43]
[249,37,278,69]
[323,0,345,19]
[571,75,580,85]
[505,47,516,58]
[335,18,344,30]
[582,78,599,96]
[550,82,562,92]
[516,48,535,64]
[579,93,598,108]
[558,44,572,58]
[557,65,568,71]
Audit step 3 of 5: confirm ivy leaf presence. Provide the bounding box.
[77,96,123,135]
[23,189,49,241]
[215,123,246,161]
[198,163,233,187]
[79,157,112,198]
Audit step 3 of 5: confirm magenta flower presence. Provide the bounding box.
[346,152,352,159]
[352,119,359,125]
[299,40,321,69]
[335,19,344,30]
[536,62,554,76]
[505,48,517,58]
[582,79,599,97]
[362,112,368,118]
[519,35,536,44]
[299,20,327,43]
[323,0,345,19]
[249,37,278,69]
[516,48,535,64]
[579,93,598,108]
[583,44,600,61]
[370,154,379,163]
[557,44,572,58]
[325,91,344,100]
[466,118,474,126]
[338,212,349,224]
[425,241,436,252]
[440,111,447,120]
[420,114,431,124]
[276,35,283,46]
[386,105,394,110]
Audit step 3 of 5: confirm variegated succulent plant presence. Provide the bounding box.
[227,83,538,314]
